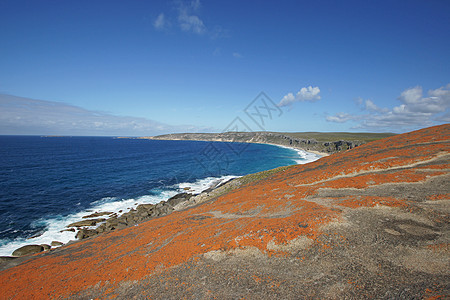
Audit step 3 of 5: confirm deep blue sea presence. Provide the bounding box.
[0,136,320,255]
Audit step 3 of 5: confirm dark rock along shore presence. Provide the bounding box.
[74,192,194,240]
[0,192,196,259]
[0,125,448,299]
[2,165,233,259]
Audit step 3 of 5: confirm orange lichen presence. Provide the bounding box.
[335,196,408,208]
[427,243,450,252]
[0,124,449,299]
[427,194,450,201]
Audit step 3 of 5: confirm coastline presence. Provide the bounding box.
[0,175,237,257]
[1,125,447,299]
[143,131,388,155]
[142,136,330,160]
[305,149,329,157]
[260,142,329,159]
[0,140,311,257]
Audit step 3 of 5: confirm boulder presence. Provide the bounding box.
[75,229,97,240]
[104,217,127,231]
[152,204,174,217]
[115,223,128,230]
[12,245,44,257]
[136,203,155,212]
[67,218,106,228]
[41,244,51,251]
[105,218,119,227]
[82,212,113,219]
[139,211,149,218]
[96,223,106,233]
[51,241,63,247]
[167,193,192,207]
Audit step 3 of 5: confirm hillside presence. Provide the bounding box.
[144,131,396,154]
[0,125,448,299]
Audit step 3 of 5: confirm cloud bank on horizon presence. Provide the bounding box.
[2,83,447,136]
[326,84,450,131]
[0,94,211,136]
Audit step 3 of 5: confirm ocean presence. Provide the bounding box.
[0,136,320,256]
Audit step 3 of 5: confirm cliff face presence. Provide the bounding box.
[0,125,448,299]
[145,131,395,154]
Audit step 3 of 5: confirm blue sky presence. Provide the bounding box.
[0,0,449,136]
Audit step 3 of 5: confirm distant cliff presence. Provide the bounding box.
[144,131,396,154]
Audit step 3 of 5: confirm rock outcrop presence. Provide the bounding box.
[71,194,194,241]
[67,218,106,228]
[0,125,448,299]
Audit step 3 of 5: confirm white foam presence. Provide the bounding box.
[292,149,322,164]
[177,175,239,194]
[0,190,179,256]
[267,143,322,165]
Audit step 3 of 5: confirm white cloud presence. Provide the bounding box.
[326,84,450,132]
[232,52,242,58]
[154,1,229,39]
[278,86,321,107]
[356,97,389,113]
[0,94,210,136]
[178,1,206,35]
[153,13,168,30]
[397,85,449,113]
[365,99,389,113]
[326,113,355,123]
[179,13,205,34]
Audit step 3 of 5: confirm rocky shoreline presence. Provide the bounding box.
[0,164,287,264]
[0,176,240,262]
[0,140,315,261]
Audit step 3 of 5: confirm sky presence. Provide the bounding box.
[0,0,449,136]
